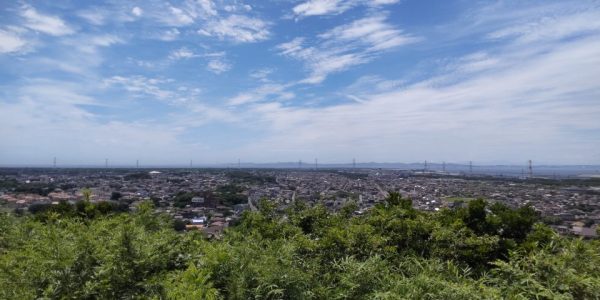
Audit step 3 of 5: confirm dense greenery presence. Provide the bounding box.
[123,173,152,181]
[1,193,599,299]
[226,171,276,185]
[215,184,247,206]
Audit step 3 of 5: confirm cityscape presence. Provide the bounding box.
[2,0,600,298]
[2,165,598,238]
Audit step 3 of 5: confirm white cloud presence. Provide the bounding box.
[20,5,75,36]
[76,6,137,25]
[199,15,270,43]
[0,28,28,54]
[77,9,106,25]
[168,47,198,60]
[131,6,143,17]
[62,34,123,54]
[250,68,275,82]
[167,6,195,25]
[0,80,210,165]
[344,75,404,97]
[160,0,219,26]
[207,59,231,74]
[293,0,348,17]
[224,4,252,13]
[145,2,270,43]
[197,0,218,16]
[243,31,600,163]
[104,75,210,108]
[293,0,399,17]
[227,83,294,106]
[158,28,180,41]
[487,9,600,44]
[320,15,419,51]
[104,75,175,101]
[278,15,418,83]
[166,48,231,73]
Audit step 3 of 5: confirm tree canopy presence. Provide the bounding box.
[1,193,599,299]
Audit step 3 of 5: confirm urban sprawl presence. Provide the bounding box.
[1,168,598,239]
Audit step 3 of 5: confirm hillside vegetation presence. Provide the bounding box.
[1,193,599,299]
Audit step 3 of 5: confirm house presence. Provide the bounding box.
[191,196,205,207]
[571,225,598,239]
[191,216,207,225]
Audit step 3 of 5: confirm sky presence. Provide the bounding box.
[1,0,600,166]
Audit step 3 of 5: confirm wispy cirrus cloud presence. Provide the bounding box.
[206,52,231,74]
[227,83,294,106]
[0,28,29,54]
[104,75,178,102]
[168,47,199,60]
[2,0,600,165]
[167,48,231,74]
[153,1,269,43]
[198,15,270,43]
[292,0,399,17]
[20,4,75,36]
[239,35,600,163]
[278,14,419,83]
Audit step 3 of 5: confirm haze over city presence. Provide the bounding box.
[1,0,600,165]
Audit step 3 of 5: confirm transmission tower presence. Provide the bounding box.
[136,160,139,169]
[528,160,533,178]
[442,161,446,172]
[315,158,318,170]
[105,158,108,168]
[353,158,356,169]
[469,161,473,174]
[53,157,56,168]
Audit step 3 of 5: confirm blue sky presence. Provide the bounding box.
[1,0,599,166]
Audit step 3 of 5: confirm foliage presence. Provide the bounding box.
[123,173,152,181]
[215,184,247,206]
[1,192,599,299]
[225,171,276,184]
[172,191,196,208]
